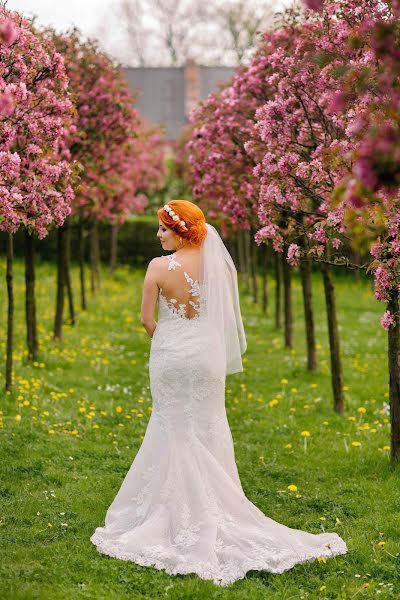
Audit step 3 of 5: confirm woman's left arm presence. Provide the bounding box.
[140,258,162,338]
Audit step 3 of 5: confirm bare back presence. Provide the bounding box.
[157,251,202,320]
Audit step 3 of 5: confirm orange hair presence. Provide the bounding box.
[157,199,207,248]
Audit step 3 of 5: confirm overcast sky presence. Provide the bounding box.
[7,0,111,37]
[7,0,294,66]
[7,1,293,37]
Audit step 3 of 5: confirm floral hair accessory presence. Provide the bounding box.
[163,203,188,231]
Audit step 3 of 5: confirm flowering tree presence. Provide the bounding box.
[252,0,391,414]
[0,7,76,388]
[300,0,400,461]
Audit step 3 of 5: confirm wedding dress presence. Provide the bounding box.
[90,224,348,586]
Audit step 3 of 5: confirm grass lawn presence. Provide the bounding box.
[0,258,399,599]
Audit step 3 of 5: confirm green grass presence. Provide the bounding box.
[0,258,399,599]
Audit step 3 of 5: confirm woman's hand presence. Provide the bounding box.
[142,319,157,338]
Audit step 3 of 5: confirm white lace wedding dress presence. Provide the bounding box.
[90,252,348,586]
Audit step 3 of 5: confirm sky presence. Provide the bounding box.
[7,1,292,38]
[6,0,294,66]
[7,0,112,37]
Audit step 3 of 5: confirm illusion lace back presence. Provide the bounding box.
[90,252,348,586]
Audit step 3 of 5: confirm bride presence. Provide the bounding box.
[90,199,347,586]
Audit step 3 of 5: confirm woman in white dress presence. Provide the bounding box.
[90,199,348,586]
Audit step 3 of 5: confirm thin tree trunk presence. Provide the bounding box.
[5,233,14,391]
[321,261,345,414]
[237,229,245,276]
[110,223,119,274]
[249,232,258,304]
[24,230,38,361]
[64,219,75,325]
[244,229,252,293]
[387,288,400,463]
[78,220,87,311]
[261,243,268,314]
[274,250,281,329]
[90,222,96,295]
[90,221,101,294]
[299,256,317,371]
[281,252,293,347]
[54,226,66,340]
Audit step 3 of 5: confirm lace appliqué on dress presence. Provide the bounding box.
[166,254,181,270]
[159,253,201,321]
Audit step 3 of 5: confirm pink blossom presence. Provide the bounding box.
[0,90,14,115]
[390,239,400,254]
[0,18,19,47]
[381,310,394,330]
[301,0,325,11]
[287,243,301,266]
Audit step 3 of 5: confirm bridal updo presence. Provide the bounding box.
[157,199,207,248]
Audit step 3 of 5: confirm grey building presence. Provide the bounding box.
[123,61,235,140]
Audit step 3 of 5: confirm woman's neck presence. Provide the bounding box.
[174,246,200,258]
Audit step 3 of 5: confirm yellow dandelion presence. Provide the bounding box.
[115,405,123,413]
[285,443,292,449]
[357,407,366,413]
[15,414,21,422]
[281,378,288,384]
[351,441,361,447]
[287,484,297,492]
[377,540,385,546]
[319,584,327,591]
[316,556,327,563]
[301,430,311,437]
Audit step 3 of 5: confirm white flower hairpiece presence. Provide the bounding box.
[163,203,188,231]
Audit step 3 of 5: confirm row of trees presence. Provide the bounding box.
[0,5,165,391]
[183,0,400,463]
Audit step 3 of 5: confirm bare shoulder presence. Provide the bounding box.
[147,256,167,270]
[145,256,167,278]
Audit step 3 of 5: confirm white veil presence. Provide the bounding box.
[199,223,247,375]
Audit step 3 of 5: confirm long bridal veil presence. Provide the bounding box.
[200,223,247,375]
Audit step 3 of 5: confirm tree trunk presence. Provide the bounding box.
[24,229,38,361]
[110,223,119,274]
[321,261,345,414]
[274,250,281,329]
[261,243,268,314]
[64,219,75,325]
[387,288,400,464]
[299,256,317,371]
[244,229,252,293]
[90,221,101,294]
[281,252,293,347]
[54,226,66,340]
[237,229,246,276]
[78,220,87,311]
[249,232,258,304]
[5,233,14,391]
